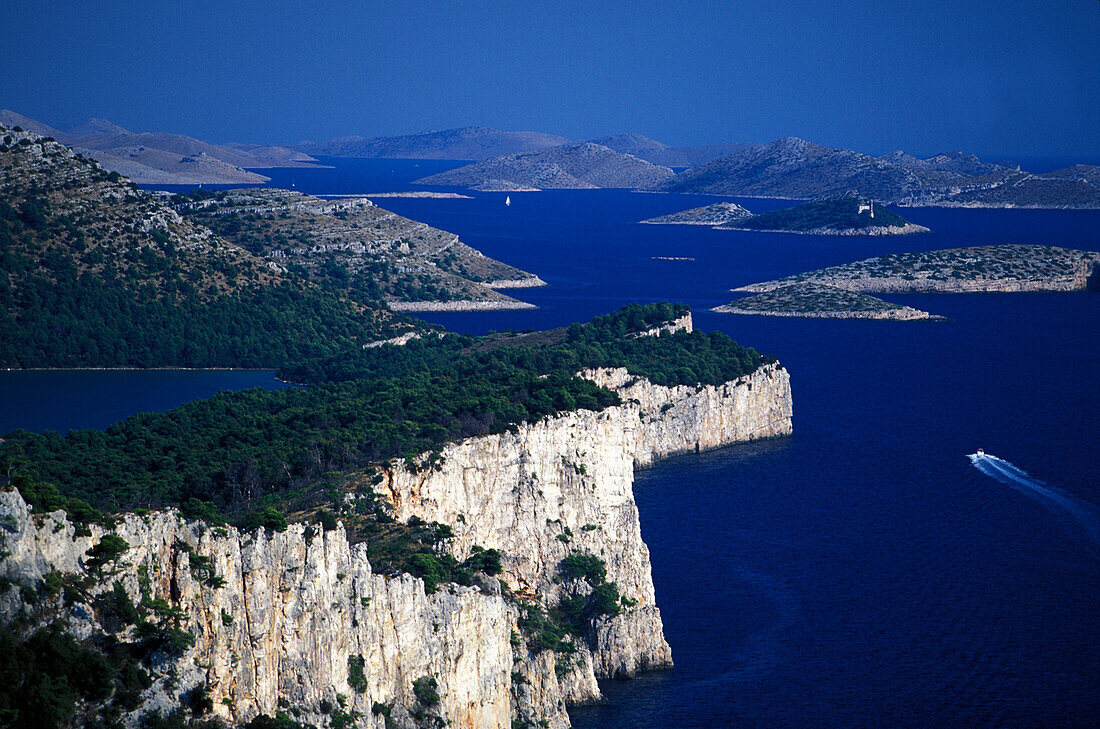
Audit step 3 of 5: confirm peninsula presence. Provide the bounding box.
[171,187,544,311]
[0,303,792,729]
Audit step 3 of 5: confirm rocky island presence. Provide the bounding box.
[414,142,675,190]
[712,282,939,320]
[0,304,792,729]
[641,201,752,225]
[736,244,1100,294]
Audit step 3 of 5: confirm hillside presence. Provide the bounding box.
[656,137,944,200]
[0,126,416,367]
[591,133,751,167]
[415,142,675,190]
[172,187,543,310]
[724,197,929,235]
[641,201,752,225]
[735,244,1100,294]
[0,110,323,184]
[298,126,570,160]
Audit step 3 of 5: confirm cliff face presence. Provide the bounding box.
[0,489,514,729]
[0,349,792,728]
[381,361,792,681]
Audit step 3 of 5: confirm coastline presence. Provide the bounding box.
[721,222,931,236]
[388,299,537,312]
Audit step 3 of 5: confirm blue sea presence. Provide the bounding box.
[18,159,1100,728]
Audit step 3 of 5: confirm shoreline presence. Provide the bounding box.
[388,299,537,312]
[1,367,279,372]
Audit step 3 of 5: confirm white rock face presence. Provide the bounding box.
[0,352,792,728]
[381,361,792,680]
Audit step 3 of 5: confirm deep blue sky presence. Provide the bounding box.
[3,0,1098,159]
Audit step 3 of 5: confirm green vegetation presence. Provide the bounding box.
[347,654,367,693]
[516,553,625,654]
[729,197,908,232]
[0,133,409,368]
[1,303,769,529]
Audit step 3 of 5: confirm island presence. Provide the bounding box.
[641,201,752,225]
[712,282,939,320]
[721,197,929,235]
[414,142,675,190]
[735,244,1100,294]
[648,136,1100,209]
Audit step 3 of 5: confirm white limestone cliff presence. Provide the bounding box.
[0,342,792,728]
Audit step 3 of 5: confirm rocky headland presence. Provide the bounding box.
[171,187,545,310]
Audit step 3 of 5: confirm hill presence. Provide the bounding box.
[298,126,570,160]
[0,110,322,185]
[656,137,941,200]
[653,137,1100,208]
[591,133,751,167]
[414,142,675,190]
[723,197,929,235]
[0,126,419,367]
[171,187,543,310]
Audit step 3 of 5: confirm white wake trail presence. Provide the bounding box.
[969,453,1100,557]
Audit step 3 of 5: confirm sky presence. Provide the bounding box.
[2,0,1098,159]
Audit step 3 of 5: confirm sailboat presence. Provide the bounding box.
[505,195,511,207]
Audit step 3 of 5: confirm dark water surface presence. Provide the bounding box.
[0,370,290,435]
[16,159,1100,727]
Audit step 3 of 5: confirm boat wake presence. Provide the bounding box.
[969,452,1100,557]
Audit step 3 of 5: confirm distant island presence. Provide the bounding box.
[1,109,323,185]
[722,197,929,235]
[735,244,1100,294]
[641,201,752,225]
[648,137,1100,209]
[414,142,675,190]
[642,197,927,235]
[297,125,570,160]
[712,282,939,320]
